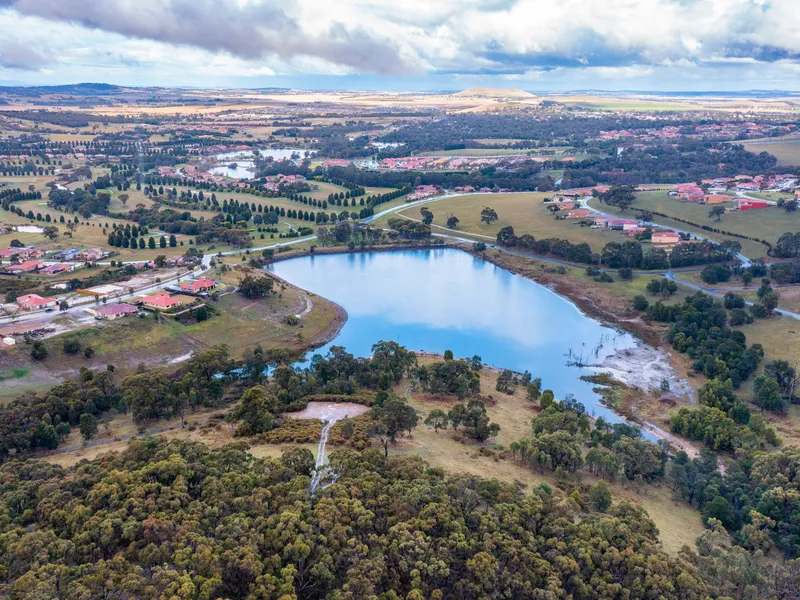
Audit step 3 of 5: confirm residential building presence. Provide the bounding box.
[566,209,596,219]
[41,263,74,275]
[16,294,57,311]
[9,260,43,274]
[737,199,770,211]
[142,293,186,310]
[179,278,216,293]
[94,303,139,320]
[52,248,80,261]
[652,231,681,246]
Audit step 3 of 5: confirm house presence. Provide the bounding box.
[16,294,57,311]
[41,263,74,275]
[80,248,105,262]
[652,231,681,246]
[737,199,769,211]
[9,260,43,274]
[566,209,596,220]
[52,248,80,261]
[94,303,139,320]
[142,293,186,310]
[0,247,34,260]
[676,183,703,195]
[179,278,215,293]
[704,194,732,205]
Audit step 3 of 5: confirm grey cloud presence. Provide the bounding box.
[0,40,49,70]
[0,0,413,74]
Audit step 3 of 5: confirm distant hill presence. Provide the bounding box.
[453,87,537,99]
[0,83,124,96]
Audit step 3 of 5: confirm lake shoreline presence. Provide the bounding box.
[269,240,663,346]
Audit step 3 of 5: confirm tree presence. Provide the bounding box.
[633,295,649,311]
[238,275,274,299]
[703,496,736,529]
[31,340,48,360]
[42,225,59,240]
[526,378,542,402]
[420,207,433,225]
[63,338,81,355]
[424,409,449,433]
[371,395,418,446]
[723,292,745,309]
[79,413,98,442]
[159,236,167,248]
[446,214,459,228]
[496,226,516,246]
[231,386,277,435]
[169,234,177,247]
[280,447,315,476]
[754,375,785,413]
[480,206,498,224]
[709,206,726,221]
[59,300,69,312]
[589,480,612,512]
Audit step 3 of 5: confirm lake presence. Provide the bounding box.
[210,147,315,179]
[269,248,638,423]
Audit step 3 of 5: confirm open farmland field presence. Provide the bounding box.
[587,192,797,258]
[743,138,800,166]
[387,192,628,251]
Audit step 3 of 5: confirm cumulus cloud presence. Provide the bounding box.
[1,0,800,86]
[0,0,413,75]
[0,39,49,70]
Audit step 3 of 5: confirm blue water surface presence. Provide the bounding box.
[269,248,637,423]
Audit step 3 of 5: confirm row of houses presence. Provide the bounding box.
[51,247,106,262]
[564,209,683,246]
[2,261,75,275]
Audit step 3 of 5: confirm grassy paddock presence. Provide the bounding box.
[743,139,800,166]
[391,192,626,251]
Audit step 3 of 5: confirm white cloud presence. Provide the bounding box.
[1,0,800,88]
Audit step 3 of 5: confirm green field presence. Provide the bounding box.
[380,192,628,251]
[588,191,798,258]
[743,139,800,166]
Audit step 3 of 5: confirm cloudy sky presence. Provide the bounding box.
[1,0,800,91]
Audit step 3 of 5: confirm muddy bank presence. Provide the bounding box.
[586,341,694,401]
[288,401,370,422]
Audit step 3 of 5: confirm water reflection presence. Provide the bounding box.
[270,249,636,422]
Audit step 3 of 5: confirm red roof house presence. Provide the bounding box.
[16,294,57,311]
[179,278,216,293]
[142,293,186,310]
[10,260,43,273]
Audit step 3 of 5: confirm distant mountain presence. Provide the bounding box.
[0,83,124,96]
[452,87,537,99]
